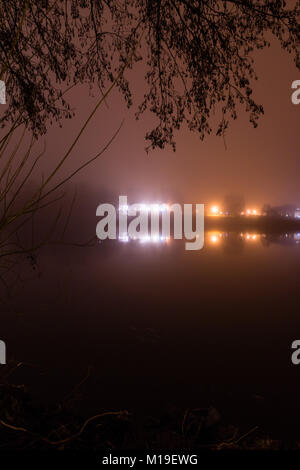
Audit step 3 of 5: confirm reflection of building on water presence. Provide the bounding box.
[206,231,244,253]
[207,231,261,245]
[119,233,170,244]
[261,232,300,247]
[294,233,300,242]
[209,232,224,244]
[118,230,300,247]
[207,231,300,249]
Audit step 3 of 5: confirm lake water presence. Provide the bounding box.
[2,229,300,439]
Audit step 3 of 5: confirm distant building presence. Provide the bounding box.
[295,209,300,219]
[263,204,297,218]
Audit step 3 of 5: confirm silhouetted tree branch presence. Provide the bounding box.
[0,1,299,149]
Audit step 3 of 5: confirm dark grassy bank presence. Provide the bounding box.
[205,216,300,233]
[0,365,298,451]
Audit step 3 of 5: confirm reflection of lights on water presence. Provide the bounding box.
[118,234,170,244]
[139,234,170,243]
[119,234,129,242]
[292,232,300,243]
[139,235,151,243]
[206,232,263,245]
[209,232,223,244]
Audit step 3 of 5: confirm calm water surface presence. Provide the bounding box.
[2,230,300,437]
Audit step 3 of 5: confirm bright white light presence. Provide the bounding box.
[119,202,171,214]
[246,208,258,216]
[210,235,219,243]
[151,204,160,212]
[244,233,258,241]
[119,205,129,213]
[160,204,168,212]
[211,205,219,215]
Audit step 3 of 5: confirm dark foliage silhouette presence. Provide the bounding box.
[0,0,299,149]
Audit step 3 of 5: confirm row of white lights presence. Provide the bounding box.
[119,204,170,214]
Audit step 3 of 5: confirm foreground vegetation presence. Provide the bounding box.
[0,363,297,451]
